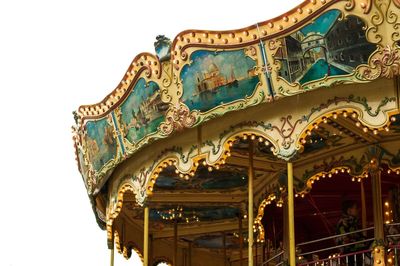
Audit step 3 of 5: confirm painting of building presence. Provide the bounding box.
[181,49,260,112]
[276,9,376,85]
[120,78,168,144]
[85,118,117,171]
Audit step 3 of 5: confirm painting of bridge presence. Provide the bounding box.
[274,9,376,85]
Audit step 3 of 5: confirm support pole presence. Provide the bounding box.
[287,162,296,266]
[110,247,114,266]
[370,163,385,264]
[174,218,178,266]
[360,180,367,235]
[144,206,149,266]
[239,215,243,266]
[248,141,254,266]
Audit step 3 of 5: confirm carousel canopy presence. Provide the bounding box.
[72,2,400,260]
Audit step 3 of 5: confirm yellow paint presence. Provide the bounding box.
[287,162,296,266]
[248,141,254,266]
[144,206,149,266]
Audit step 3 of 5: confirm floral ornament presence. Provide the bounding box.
[132,168,150,205]
[359,45,400,79]
[159,102,197,135]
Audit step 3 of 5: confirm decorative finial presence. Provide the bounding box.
[154,35,171,62]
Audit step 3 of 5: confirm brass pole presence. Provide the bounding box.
[174,218,178,266]
[239,215,243,266]
[144,206,149,266]
[370,165,385,264]
[371,169,384,239]
[110,247,114,266]
[248,141,254,266]
[287,162,296,266]
[360,180,367,236]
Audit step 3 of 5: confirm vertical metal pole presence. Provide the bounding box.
[110,247,114,266]
[287,162,296,266]
[144,206,149,266]
[174,219,178,266]
[248,141,254,266]
[239,215,243,266]
[371,169,384,239]
[360,180,367,235]
[370,163,385,265]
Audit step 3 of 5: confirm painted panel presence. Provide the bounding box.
[275,10,376,85]
[181,49,260,112]
[85,118,117,172]
[120,78,167,144]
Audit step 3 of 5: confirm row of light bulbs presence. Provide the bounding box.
[300,112,396,145]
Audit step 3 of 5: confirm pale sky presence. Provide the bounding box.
[0,0,300,265]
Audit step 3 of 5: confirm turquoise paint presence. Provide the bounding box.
[299,59,348,85]
[181,49,259,112]
[259,41,274,98]
[300,10,340,36]
[120,78,167,144]
[85,118,117,171]
[111,111,125,155]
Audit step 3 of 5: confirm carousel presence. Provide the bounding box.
[72,0,400,265]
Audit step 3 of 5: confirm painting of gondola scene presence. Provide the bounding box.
[120,78,168,144]
[274,9,376,85]
[181,49,260,112]
[85,118,117,171]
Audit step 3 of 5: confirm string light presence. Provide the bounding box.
[157,206,200,223]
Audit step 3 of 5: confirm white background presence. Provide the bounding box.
[0,0,300,265]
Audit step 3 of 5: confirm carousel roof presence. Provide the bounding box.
[72,1,400,249]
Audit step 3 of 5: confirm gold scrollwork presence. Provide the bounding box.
[358,45,400,79]
[159,103,198,135]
